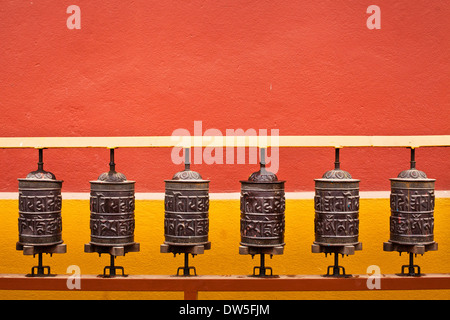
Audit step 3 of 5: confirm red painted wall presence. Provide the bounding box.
[1,1,449,192]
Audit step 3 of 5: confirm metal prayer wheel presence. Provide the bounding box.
[17,149,66,277]
[160,148,210,276]
[388,149,436,246]
[383,148,438,276]
[313,149,360,247]
[85,149,139,277]
[89,150,136,247]
[18,149,63,247]
[312,148,361,277]
[238,149,285,277]
[240,160,285,248]
[164,162,210,246]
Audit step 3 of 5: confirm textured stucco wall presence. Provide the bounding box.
[0,1,449,299]
[0,1,449,192]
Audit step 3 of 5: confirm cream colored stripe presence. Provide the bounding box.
[0,135,449,148]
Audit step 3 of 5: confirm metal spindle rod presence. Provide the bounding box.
[37,149,44,171]
[410,147,416,169]
[184,148,191,170]
[109,148,116,172]
[110,255,116,276]
[260,254,265,271]
[334,253,339,272]
[409,253,414,272]
[334,148,340,170]
[38,253,43,270]
[184,253,189,275]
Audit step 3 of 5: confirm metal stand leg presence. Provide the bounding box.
[28,253,52,277]
[324,253,349,277]
[102,254,127,278]
[252,254,273,277]
[176,253,197,276]
[401,253,421,276]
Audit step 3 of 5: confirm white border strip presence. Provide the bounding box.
[1,191,449,200]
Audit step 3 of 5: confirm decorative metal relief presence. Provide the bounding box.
[164,190,210,240]
[389,184,435,245]
[89,187,136,246]
[240,190,285,246]
[164,191,209,213]
[163,165,210,246]
[18,180,64,246]
[314,189,360,241]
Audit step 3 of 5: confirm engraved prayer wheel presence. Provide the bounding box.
[18,149,63,247]
[240,159,285,248]
[89,150,136,247]
[388,149,436,246]
[164,164,210,246]
[313,149,360,247]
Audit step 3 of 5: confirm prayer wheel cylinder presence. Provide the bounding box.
[388,160,436,246]
[314,153,360,246]
[89,167,136,247]
[164,168,210,246]
[18,157,63,246]
[240,163,286,248]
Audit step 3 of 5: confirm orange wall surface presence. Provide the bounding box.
[0,1,449,193]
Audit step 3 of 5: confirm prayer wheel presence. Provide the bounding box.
[383,148,438,276]
[313,150,360,247]
[239,149,285,277]
[388,150,436,246]
[240,161,285,248]
[163,163,210,246]
[18,150,63,247]
[85,149,139,277]
[311,148,361,277]
[89,151,136,247]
